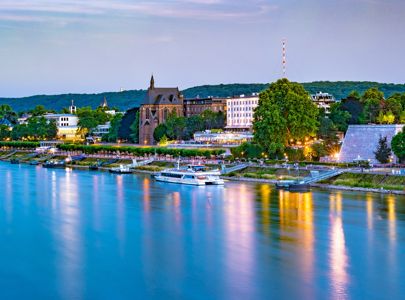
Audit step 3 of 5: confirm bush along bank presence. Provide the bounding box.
[320,173,405,191]
[0,141,40,149]
[57,144,225,158]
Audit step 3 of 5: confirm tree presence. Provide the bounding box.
[11,117,57,140]
[0,104,18,124]
[30,105,48,117]
[129,111,139,143]
[385,96,403,122]
[153,124,167,142]
[102,114,123,142]
[376,110,395,124]
[329,103,351,131]
[361,88,384,124]
[391,130,405,163]
[77,107,110,136]
[374,136,392,164]
[253,79,319,154]
[341,96,364,124]
[0,125,11,140]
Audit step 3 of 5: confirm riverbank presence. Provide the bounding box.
[1,149,404,195]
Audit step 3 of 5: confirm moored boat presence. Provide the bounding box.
[43,160,66,169]
[155,165,224,186]
[10,158,20,164]
[109,165,133,174]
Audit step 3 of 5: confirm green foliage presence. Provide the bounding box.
[230,142,264,159]
[0,125,12,140]
[391,130,405,162]
[285,147,305,161]
[117,108,139,142]
[253,79,319,154]
[329,103,351,131]
[77,107,111,136]
[129,111,139,143]
[374,136,392,164]
[0,141,40,148]
[102,114,123,142]
[341,96,364,124]
[11,117,57,141]
[29,105,49,116]
[57,144,225,158]
[153,124,167,142]
[154,110,225,142]
[158,135,169,146]
[0,104,18,124]
[4,82,405,112]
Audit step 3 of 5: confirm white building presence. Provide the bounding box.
[194,131,253,145]
[44,113,79,140]
[226,94,259,131]
[311,92,336,114]
[92,122,111,139]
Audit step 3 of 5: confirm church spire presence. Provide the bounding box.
[150,74,155,89]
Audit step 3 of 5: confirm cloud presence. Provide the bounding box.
[0,0,277,24]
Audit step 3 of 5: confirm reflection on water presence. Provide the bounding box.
[329,192,349,298]
[0,163,404,299]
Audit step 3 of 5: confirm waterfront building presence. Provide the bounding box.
[44,113,80,140]
[339,124,404,163]
[225,94,259,131]
[139,76,184,145]
[193,131,253,145]
[311,92,336,114]
[184,97,227,117]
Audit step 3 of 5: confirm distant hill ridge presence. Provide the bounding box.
[1,81,405,112]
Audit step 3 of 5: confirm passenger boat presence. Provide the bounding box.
[154,165,224,186]
[42,160,66,169]
[109,165,133,174]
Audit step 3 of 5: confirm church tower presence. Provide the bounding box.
[150,74,155,89]
[69,100,77,114]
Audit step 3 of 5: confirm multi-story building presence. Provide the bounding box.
[311,92,336,114]
[139,76,184,145]
[184,97,227,117]
[44,113,79,140]
[225,94,259,131]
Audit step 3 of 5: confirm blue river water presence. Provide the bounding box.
[0,162,404,299]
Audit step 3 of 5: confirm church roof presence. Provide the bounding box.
[143,76,183,105]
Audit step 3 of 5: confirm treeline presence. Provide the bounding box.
[3,81,405,112]
[58,144,225,158]
[154,110,225,143]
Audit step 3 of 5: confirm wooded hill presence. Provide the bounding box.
[1,81,404,112]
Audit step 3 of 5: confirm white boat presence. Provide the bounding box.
[155,164,224,186]
[109,164,133,174]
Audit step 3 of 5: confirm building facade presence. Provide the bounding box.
[226,94,259,131]
[139,76,184,145]
[184,97,227,117]
[311,92,336,114]
[44,113,79,140]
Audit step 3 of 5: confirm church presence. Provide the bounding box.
[139,76,184,145]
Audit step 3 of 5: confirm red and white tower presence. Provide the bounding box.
[282,39,287,78]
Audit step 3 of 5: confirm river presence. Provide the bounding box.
[0,162,404,299]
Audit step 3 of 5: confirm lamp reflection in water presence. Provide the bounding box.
[115,175,126,242]
[366,194,374,230]
[329,192,349,298]
[143,177,151,212]
[54,168,84,299]
[278,190,314,296]
[223,183,256,298]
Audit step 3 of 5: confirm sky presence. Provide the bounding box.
[0,0,404,97]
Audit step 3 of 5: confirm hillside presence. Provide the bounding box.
[1,81,404,112]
